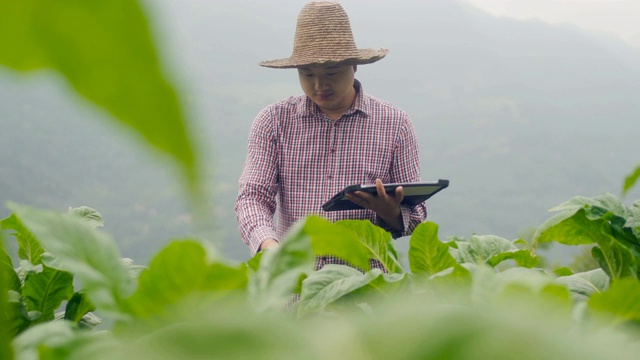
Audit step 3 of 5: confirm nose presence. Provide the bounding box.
[314,77,329,92]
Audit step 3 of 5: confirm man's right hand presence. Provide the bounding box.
[259,238,279,252]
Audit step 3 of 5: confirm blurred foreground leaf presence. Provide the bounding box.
[588,277,640,326]
[0,0,198,189]
[623,165,640,196]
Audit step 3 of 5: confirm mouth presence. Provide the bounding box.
[317,93,333,100]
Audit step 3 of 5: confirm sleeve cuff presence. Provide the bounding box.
[376,206,411,238]
[249,226,278,256]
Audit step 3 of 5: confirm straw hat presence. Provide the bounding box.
[259,1,388,68]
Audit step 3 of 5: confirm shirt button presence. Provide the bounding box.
[330,148,336,153]
[327,175,333,180]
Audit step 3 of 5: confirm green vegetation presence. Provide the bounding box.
[3,200,640,359]
[2,0,640,359]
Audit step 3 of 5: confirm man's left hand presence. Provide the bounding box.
[346,178,404,231]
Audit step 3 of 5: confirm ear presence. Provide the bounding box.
[353,65,358,73]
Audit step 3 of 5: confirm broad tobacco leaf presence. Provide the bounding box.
[248,220,315,312]
[304,216,371,271]
[408,221,457,275]
[534,209,605,246]
[1,214,45,265]
[67,206,104,229]
[588,277,640,326]
[553,269,609,303]
[296,265,407,318]
[451,235,538,268]
[22,266,74,323]
[0,0,198,189]
[64,291,96,324]
[535,193,637,247]
[13,321,119,360]
[335,219,404,274]
[0,237,15,360]
[2,246,22,293]
[7,203,134,317]
[125,240,248,319]
[591,242,637,281]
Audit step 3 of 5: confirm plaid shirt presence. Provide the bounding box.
[235,80,428,257]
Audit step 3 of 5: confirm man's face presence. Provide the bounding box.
[297,64,357,117]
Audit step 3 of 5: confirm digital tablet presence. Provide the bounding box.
[322,179,449,211]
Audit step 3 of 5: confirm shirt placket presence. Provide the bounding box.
[327,120,339,183]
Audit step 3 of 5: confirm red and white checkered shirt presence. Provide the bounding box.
[235,80,428,256]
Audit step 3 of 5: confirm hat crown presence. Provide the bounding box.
[291,2,360,62]
[259,1,388,68]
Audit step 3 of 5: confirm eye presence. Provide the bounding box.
[326,72,337,76]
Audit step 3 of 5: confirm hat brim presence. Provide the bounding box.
[259,48,388,69]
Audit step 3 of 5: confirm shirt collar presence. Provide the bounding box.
[297,79,370,118]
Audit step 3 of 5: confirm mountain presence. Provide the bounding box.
[2,0,639,265]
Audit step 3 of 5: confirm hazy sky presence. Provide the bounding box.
[463,0,640,47]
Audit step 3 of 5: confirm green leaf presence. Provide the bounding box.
[427,264,473,297]
[335,219,404,274]
[549,193,628,219]
[5,290,30,339]
[553,269,609,302]
[535,209,606,246]
[304,216,371,271]
[248,220,315,312]
[553,267,574,276]
[451,235,537,267]
[246,252,263,272]
[535,194,637,248]
[588,277,640,326]
[22,266,74,323]
[2,247,21,293]
[7,203,133,317]
[627,203,640,240]
[0,0,198,189]
[12,321,73,360]
[622,165,640,196]
[296,265,408,318]
[67,206,104,229]
[488,249,539,268]
[296,265,371,317]
[64,291,96,324]
[591,243,637,281]
[0,236,15,360]
[13,320,119,360]
[408,221,457,275]
[125,240,247,319]
[202,263,249,292]
[2,214,45,265]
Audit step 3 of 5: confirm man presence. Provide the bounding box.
[235,1,428,263]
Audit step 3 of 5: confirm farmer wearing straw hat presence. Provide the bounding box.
[235,2,427,265]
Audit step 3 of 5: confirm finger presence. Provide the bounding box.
[347,192,370,208]
[395,186,404,203]
[375,179,387,198]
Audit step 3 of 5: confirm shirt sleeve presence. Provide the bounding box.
[235,106,280,255]
[376,113,428,237]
